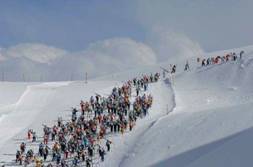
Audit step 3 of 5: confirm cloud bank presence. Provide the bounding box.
[147,27,204,62]
[1,43,67,64]
[0,38,160,81]
[0,29,204,81]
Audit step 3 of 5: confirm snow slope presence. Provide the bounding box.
[0,80,119,164]
[100,79,175,167]
[118,49,253,167]
[1,45,253,166]
[0,82,36,134]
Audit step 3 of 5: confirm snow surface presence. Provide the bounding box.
[1,46,253,166]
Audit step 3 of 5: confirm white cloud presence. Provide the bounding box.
[2,43,67,64]
[84,37,157,66]
[62,38,158,77]
[147,27,204,62]
[0,38,157,81]
[0,34,204,81]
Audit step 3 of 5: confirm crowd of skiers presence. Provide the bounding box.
[11,50,246,167]
[198,50,244,67]
[161,50,245,78]
[14,73,160,167]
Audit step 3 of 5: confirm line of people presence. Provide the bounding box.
[161,50,245,78]
[14,73,160,167]
[198,50,244,67]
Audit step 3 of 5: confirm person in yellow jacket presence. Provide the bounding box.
[35,156,43,167]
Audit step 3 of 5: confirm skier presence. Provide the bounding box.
[136,86,140,96]
[16,150,21,163]
[35,157,43,167]
[80,100,85,114]
[90,96,95,109]
[184,61,190,71]
[38,143,44,156]
[88,146,93,157]
[232,53,237,61]
[57,117,62,127]
[171,65,176,74]
[86,158,92,167]
[106,140,112,152]
[43,146,49,161]
[144,83,148,91]
[32,131,37,142]
[61,159,68,167]
[240,50,244,59]
[20,142,26,153]
[201,59,206,66]
[130,120,133,131]
[206,58,211,65]
[80,149,86,161]
[43,134,49,145]
[72,156,79,166]
[27,129,32,140]
[51,125,58,141]
[98,147,105,161]
[56,152,61,165]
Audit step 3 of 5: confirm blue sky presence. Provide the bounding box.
[0,0,253,52]
[0,0,144,50]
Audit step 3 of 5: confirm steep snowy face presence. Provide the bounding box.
[115,48,253,167]
[177,58,253,92]
[173,55,253,114]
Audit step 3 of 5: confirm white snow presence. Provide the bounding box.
[1,45,253,167]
